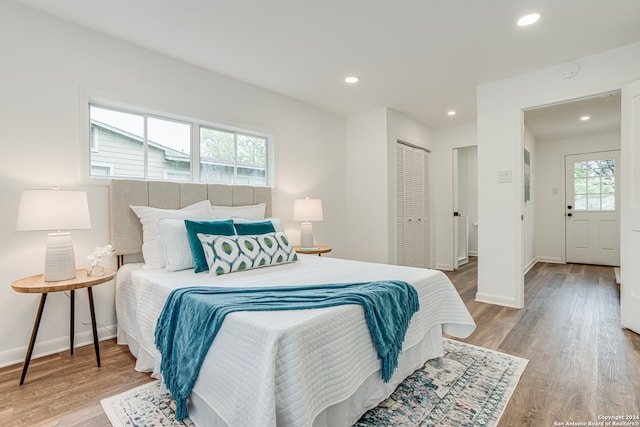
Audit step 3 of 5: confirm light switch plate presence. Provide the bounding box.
[497,170,512,183]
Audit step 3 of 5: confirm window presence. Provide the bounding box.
[89,106,144,179]
[147,116,191,182]
[573,159,616,211]
[200,127,267,185]
[88,102,271,186]
[90,164,113,177]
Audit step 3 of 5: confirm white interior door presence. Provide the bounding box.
[620,79,640,334]
[565,151,620,266]
[452,149,460,270]
[456,149,469,266]
[452,148,472,269]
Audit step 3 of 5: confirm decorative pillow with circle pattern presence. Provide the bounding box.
[197,232,298,276]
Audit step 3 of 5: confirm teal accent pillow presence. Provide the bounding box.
[234,220,276,236]
[197,232,298,276]
[185,219,236,273]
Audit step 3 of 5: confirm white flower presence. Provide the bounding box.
[87,244,115,267]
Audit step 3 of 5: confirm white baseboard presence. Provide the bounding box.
[0,324,117,369]
[536,256,564,264]
[468,251,478,257]
[475,292,522,308]
[524,256,569,274]
[435,262,453,271]
[524,258,537,274]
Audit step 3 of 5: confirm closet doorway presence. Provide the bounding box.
[396,141,431,268]
[452,146,478,269]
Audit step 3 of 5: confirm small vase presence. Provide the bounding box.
[88,264,104,276]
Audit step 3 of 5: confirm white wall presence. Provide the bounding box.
[477,41,640,308]
[345,108,389,263]
[534,130,621,264]
[345,108,432,264]
[0,2,347,367]
[431,123,477,270]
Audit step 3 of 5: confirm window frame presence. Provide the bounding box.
[572,158,617,212]
[199,125,269,186]
[83,97,274,187]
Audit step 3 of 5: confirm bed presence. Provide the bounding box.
[110,180,476,427]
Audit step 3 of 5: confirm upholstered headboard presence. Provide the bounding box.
[109,180,272,256]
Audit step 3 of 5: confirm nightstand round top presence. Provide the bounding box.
[293,245,332,255]
[12,269,116,294]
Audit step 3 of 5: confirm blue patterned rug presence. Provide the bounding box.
[101,339,527,427]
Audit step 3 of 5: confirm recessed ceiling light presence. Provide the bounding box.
[447,110,456,116]
[517,13,541,26]
[344,76,360,84]
[580,115,591,121]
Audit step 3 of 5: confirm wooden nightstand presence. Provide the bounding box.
[11,268,116,385]
[294,245,332,256]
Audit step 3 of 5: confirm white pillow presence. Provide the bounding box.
[158,218,195,272]
[211,203,266,220]
[130,200,212,267]
[232,216,284,233]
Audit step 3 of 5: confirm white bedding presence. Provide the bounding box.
[116,255,475,427]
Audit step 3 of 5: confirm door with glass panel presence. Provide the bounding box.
[565,150,620,266]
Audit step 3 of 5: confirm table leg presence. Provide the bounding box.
[70,289,75,355]
[87,287,101,367]
[20,293,47,385]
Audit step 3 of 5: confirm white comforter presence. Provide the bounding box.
[116,255,475,427]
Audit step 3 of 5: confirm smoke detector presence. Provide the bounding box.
[558,62,580,79]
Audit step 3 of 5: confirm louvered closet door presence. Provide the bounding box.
[396,144,408,265]
[421,149,430,267]
[408,149,424,266]
[396,143,430,268]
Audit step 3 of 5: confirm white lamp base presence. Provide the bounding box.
[44,232,77,281]
[300,222,315,248]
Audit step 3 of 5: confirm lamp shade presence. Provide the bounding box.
[292,198,323,222]
[16,189,92,231]
[16,189,92,281]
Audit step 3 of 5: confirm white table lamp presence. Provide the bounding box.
[293,198,323,248]
[17,189,92,281]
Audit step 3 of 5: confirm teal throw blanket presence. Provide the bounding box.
[154,281,419,420]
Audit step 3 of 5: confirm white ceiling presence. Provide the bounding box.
[14,0,640,129]
[525,92,621,141]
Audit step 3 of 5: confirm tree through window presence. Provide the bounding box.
[573,158,616,211]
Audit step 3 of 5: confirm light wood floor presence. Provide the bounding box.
[1,260,638,426]
[0,340,153,426]
[448,258,640,426]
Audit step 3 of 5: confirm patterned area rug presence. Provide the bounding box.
[101,339,527,427]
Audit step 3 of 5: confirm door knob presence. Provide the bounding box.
[567,205,573,209]
[567,213,573,217]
